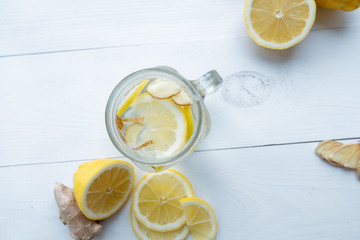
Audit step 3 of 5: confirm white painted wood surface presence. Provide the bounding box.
[1,32,360,166]
[1,0,360,56]
[1,0,360,239]
[2,142,360,240]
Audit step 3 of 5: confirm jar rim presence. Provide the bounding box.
[105,67,205,166]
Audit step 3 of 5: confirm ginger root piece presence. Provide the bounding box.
[316,140,360,177]
[316,141,343,166]
[54,183,102,240]
[346,148,360,169]
[329,144,360,167]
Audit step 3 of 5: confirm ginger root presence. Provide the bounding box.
[54,183,102,240]
[316,140,360,177]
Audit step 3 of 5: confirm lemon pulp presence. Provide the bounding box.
[245,0,316,49]
[73,159,135,220]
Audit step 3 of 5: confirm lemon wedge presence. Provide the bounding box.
[73,159,135,220]
[132,169,194,232]
[180,197,217,240]
[130,207,189,240]
[244,0,316,49]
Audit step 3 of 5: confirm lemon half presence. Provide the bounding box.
[245,0,316,49]
[73,159,135,220]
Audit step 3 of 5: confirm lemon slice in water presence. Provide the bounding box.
[129,93,190,158]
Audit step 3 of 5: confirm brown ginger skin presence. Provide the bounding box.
[54,183,102,240]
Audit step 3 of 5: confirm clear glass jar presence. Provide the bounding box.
[105,66,222,172]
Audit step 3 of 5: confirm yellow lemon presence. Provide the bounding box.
[132,169,194,232]
[245,0,316,49]
[180,198,217,240]
[73,158,135,220]
[315,0,360,11]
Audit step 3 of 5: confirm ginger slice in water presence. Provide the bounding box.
[133,139,154,150]
[146,79,181,99]
[116,116,124,130]
[124,123,144,145]
[171,91,193,106]
[122,117,145,123]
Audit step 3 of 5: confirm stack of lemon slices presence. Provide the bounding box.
[131,169,217,240]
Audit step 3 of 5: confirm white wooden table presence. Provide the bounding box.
[1,1,360,239]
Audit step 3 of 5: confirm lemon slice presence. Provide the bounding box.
[132,169,194,232]
[117,80,149,116]
[244,0,316,49]
[130,207,189,240]
[129,93,188,157]
[180,198,217,240]
[73,158,135,220]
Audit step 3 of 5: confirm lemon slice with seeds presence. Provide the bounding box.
[132,169,194,232]
[244,0,316,49]
[180,198,217,240]
[130,207,189,240]
[73,158,135,220]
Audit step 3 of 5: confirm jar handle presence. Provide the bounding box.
[191,70,223,98]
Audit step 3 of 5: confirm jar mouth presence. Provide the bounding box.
[105,67,204,166]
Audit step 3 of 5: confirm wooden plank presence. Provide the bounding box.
[1,29,359,166]
[1,142,360,239]
[1,0,360,56]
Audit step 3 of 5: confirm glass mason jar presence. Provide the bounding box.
[105,66,223,172]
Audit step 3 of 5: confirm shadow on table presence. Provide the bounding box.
[245,37,295,63]
[315,7,347,30]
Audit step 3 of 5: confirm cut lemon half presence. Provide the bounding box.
[180,198,217,240]
[130,207,189,240]
[129,93,190,157]
[73,158,135,220]
[132,169,194,232]
[244,0,316,49]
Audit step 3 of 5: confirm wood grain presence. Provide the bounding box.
[1,142,360,239]
[1,0,360,56]
[1,30,359,166]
